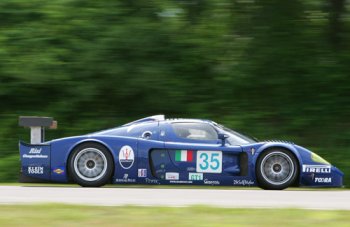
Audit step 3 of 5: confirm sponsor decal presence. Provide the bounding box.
[29,148,42,154]
[28,166,44,175]
[315,177,332,183]
[145,178,159,184]
[166,172,179,180]
[196,151,222,173]
[302,165,331,173]
[138,169,147,177]
[187,167,196,171]
[160,130,165,136]
[233,179,255,186]
[204,179,220,185]
[175,150,194,162]
[156,169,165,174]
[22,154,48,159]
[22,147,48,159]
[53,168,64,174]
[189,172,203,180]
[119,145,134,169]
[169,180,193,184]
[115,174,136,183]
[251,148,255,155]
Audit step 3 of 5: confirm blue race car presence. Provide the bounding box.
[19,115,343,190]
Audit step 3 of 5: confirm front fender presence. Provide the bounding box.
[253,142,302,166]
[294,145,344,187]
[252,142,343,187]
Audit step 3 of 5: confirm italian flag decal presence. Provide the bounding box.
[175,150,193,162]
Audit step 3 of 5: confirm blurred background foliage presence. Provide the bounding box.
[0,0,349,185]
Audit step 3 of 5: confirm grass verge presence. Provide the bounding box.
[0,204,349,227]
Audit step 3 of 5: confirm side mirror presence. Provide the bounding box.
[218,133,229,146]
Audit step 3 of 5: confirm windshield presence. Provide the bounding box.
[213,123,258,145]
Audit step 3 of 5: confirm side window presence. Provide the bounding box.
[172,123,218,140]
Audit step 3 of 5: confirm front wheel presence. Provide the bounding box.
[69,143,114,187]
[256,149,299,190]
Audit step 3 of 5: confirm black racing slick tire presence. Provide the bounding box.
[256,149,299,190]
[68,143,114,187]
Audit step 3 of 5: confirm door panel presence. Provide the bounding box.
[149,142,242,180]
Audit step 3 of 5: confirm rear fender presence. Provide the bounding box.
[65,138,117,165]
[49,137,118,182]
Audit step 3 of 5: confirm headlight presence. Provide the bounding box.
[311,152,330,165]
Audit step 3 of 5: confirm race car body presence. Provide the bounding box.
[19,115,344,189]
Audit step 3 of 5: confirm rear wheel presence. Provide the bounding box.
[69,143,114,187]
[256,149,298,190]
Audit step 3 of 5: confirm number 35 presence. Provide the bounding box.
[196,151,222,173]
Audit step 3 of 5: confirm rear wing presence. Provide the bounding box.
[19,116,57,144]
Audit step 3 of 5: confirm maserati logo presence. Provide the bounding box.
[123,149,131,160]
[119,145,135,169]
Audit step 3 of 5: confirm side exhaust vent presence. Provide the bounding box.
[240,152,248,176]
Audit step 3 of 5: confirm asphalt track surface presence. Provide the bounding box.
[0,186,349,210]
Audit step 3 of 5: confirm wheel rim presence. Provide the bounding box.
[260,151,295,185]
[73,148,108,182]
